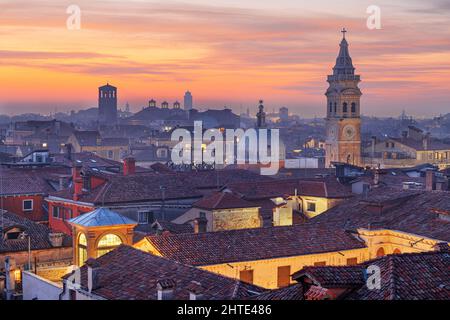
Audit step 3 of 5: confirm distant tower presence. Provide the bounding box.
[256,100,266,128]
[173,101,181,109]
[149,99,157,108]
[279,107,289,122]
[184,91,193,110]
[161,101,169,109]
[325,29,362,167]
[98,83,118,124]
[125,102,130,113]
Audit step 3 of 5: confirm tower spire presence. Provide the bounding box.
[332,28,355,76]
[341,27,347,40]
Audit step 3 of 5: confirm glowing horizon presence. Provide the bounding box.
[1,0,450,117]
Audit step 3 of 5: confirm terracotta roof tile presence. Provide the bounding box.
[193,192,258,210]
[144,223,366,266]
[64,245,263,300]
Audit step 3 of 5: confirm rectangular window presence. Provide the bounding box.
[306,202,316,212]
[53,207,61,219]
[314,261,326,266]
[346,258,358,265]
[239,269,254,284]
[23,199,33,211]
[277,266,291,288]
[138,211,149,224]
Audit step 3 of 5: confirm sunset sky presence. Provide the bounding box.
[0,0,449,117]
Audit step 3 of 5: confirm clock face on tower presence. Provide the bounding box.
[342,124,356,140]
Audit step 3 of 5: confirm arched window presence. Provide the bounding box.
[376,247,385,257]
[78,233,88,266]
[334,103,337,113]
[343,102,348,113]
[393,248,401,254]
[329,102,333,113]
[97,234,122,258]
[351,102,356,113]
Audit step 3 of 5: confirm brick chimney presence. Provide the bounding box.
[425,170,436,191]
[48,232,65,247]
[157,278,176,300]
[72,164,83,201]
[422,133,430,150]
[194,214,208,233]
[85,258,102,293]
[187,280,204,300]
[123,156,136,176]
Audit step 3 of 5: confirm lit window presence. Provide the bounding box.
[78,233,88,266]
[97,234,122,258]
[14,269,22,283]
[23,200,33,212]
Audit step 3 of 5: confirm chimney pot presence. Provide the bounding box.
[425,170,436,191]
[48,233,64,247]
[123,156,136,176]
[187,281,204,300]
[157,278,176,300]
[86,259,102,292]
[194,214,208,233]
[72,164,83,201]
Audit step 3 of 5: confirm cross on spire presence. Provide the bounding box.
[341,27,347,39]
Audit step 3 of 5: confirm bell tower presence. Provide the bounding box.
[325,29,362,167]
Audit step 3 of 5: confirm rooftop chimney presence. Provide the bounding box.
[425,170,436,191]
[373,168,380,186]
[194,214,208,233]
[157,278,176,300]
[85,258,102,292]
[123,156,136,176]
[72,164,83,201]
[187,280,204,300]
[66,143,73,161]
[422,133,430,150]
[371,136,377,159]
[4,256,16,300]
[48,232,64,247]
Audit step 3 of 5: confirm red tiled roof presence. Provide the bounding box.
[305,285,331,300]
[63,245,263,300]
[0,210,71,253]
[310,188,450,242]
[144,223,366,266]
[292,265,364,288]
[49,169,271,205]
[193,192,258,210]
[0,167,68,196]
[391,137,450,151]
[264,249,450,300]
[348,250,450,300]
[252,283,304,300]
[225,178,353,200]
